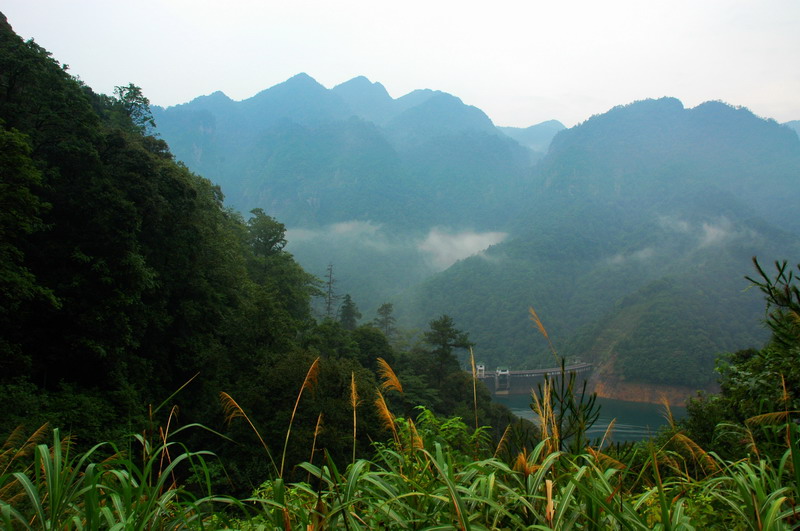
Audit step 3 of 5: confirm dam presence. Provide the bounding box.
[475,362,593,395]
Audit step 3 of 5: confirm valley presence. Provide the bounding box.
[154,79,800,402]
[4,9,800,526]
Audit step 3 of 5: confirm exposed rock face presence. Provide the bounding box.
[591,376,718,407]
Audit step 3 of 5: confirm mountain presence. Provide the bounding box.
[394,98,800,400]
[385,91,498,142]
[154,78,799,401]
[239,73,351,127]
[785,120,800,138]
[152,75,550,311]
[499,120,566,154]
[153,75,534,230]
[331,76,396,124]
[528,99,800,233]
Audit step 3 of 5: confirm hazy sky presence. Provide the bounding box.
[3,0,799,127]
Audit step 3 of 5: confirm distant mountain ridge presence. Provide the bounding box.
[331,76,396,124]
[785,120,800,138]
[153,79,800,402]
[153,74,556,229]
[393,97,800,398]
[530,98,800,233]
[499,120,566,153]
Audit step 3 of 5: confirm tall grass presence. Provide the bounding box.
[220,391,278,476]
[234,364,799,530]
[376,357,403,393]
[4,350,798,528]
[529,305,558,361]
[469,346,479,433]
[280,356,320,478]
[351,371,359,464]
[4,391,799,529]
[0,427,236,530]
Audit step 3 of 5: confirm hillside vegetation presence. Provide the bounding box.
[152,74,537,230]
[2,12,800,528]
[0,13,511,494]
[397,99,800,391]
[153,72,800,395]
[3,259,800,528]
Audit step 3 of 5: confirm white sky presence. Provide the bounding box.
[3,0,799,127]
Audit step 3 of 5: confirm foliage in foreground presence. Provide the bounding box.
[2,407,799,530]
[0,16,512,494]
[0,427,238,530]
[3,258,800,528]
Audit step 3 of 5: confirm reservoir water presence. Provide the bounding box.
[494,394,686,442]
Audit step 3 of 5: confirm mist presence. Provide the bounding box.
[284,221,508,312]
[418,228,508,269]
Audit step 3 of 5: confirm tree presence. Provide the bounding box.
[247,208,287,267]
[242,209,317,324]
[746,258,800,351]
[338,294,361,330]
[351,325,395,371]
[684,258,800,458]
[0,126,55,379]
[113,83,156,134]
[716,259,800,418]
[373,302,396,338]
[323,263,340,319]
[424,315,473,381]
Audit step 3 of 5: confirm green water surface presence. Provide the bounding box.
[494,394,686,442]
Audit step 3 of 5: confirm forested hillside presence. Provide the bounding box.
[152,74,538,230]
[4,12,800,528]
[0,13,513,494]
[152,70,800,398]
[398,98,800,394]
[152,74,560,312]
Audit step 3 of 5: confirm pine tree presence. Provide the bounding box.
[373,302,397,338]
[424,315,473,381]
[338,294,361,330]
[323,263,339,319]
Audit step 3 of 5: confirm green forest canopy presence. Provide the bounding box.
[0,13,512,493]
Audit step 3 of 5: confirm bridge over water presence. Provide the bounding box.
[475,362,593,395]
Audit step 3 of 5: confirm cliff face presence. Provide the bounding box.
[589,316,719,407]
[591,378,708,407]
[588,350,718,406]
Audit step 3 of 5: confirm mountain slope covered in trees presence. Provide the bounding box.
[152,74,541,230]
[152,74,559,311]
[396,98,800,396]
[0,13,515,493]
[152,63,799,400]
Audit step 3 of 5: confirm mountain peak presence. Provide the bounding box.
[285,72,319,85]
[194,90,232,103]
[163,90,234,112]
[689,100,760,123]
[603,97,685,120]
[245,73,327,100]
[237,72,348,126]
[335,75,385,90]
[333,76,391,99]
[387,90,496,137]
[332,76,394,123]
[533,119,567,129]
[273,72,327,92]
[243,73,327,106]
